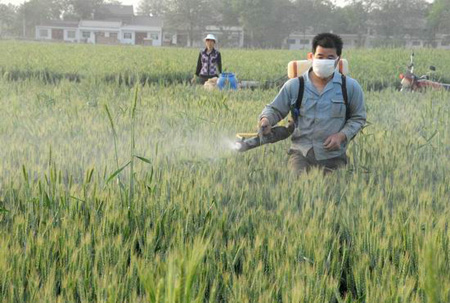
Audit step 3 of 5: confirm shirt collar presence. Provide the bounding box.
[332,70,343,84]
[203,48,216,54]
[303,68,343,96]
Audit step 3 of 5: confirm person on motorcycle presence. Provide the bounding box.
[258,33,366,175]
[193,34,222,85]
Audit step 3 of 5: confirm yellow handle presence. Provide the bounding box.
[236,133,258,140]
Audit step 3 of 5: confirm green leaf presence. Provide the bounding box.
[106,161,131,184]
[70,196,86,203]
[135,155,152,164]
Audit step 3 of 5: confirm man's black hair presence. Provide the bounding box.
[312,33,343,56]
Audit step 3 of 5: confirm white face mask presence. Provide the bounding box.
[312,58,338,79]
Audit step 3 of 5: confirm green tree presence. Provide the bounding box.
[17,0,65,37]
[269,0,297,47]
[137,0,166,16]
[371,0,428,41]
[235,0,296,48]
[0,4,17,37]
[62,0,104,20]
[291,0,337,34]
[291,0,315,35]
[335,0,376,46]
[211,0,240,25]
[164,0,212,47]
[427,0,450,36]
[235,0,270,47]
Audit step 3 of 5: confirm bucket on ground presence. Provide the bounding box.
[217,72,238,90]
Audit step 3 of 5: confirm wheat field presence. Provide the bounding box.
[0,41,449,302]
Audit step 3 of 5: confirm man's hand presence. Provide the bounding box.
[323,132,347,151]
[259,117,272,135]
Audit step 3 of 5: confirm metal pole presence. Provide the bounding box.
[22,11,26,37]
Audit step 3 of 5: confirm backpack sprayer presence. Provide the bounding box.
[235,59,350,152]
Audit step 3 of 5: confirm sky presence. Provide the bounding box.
[2,0,140,6]
[1,0,354,9]
[1,0,144,7]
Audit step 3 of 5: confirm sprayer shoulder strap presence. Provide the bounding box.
[341,74,350,120]
[295,74,349,120]
[295,76,305,111]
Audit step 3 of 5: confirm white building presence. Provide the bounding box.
[121,16,163,46]
[285,33,362,50]
[78,20,121,44]
[35,21,79,42]
[36,17,163,46]
[36,4,245,48]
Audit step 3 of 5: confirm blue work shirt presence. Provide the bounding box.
[260,70,366,160]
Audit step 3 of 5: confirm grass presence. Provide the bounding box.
[2,41,450,89]
[0,43,449,302]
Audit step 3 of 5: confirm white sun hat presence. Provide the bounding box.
[204,34,217,42]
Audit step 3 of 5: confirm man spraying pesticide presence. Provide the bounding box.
[236,33,366,175]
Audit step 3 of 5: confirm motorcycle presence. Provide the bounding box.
[400,51,450,92]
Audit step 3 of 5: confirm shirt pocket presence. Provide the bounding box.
[300,97,317,117]
[331,98,346,118]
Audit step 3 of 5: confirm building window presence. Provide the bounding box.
[82,31,90,38]
[287,39,296,44]
[67,31,76,39]
[300,39,309,44]
[149,32,159,40]
[39,29,49,37]
[105,32,110,38]
[412,41,421,46]
[123,32,132,39]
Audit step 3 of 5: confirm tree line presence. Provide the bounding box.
[1,0,450,48]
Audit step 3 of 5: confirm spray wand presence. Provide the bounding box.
[234,121,295,152]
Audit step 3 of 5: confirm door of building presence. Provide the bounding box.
[52,29,64,40]
[135,32,147,45]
